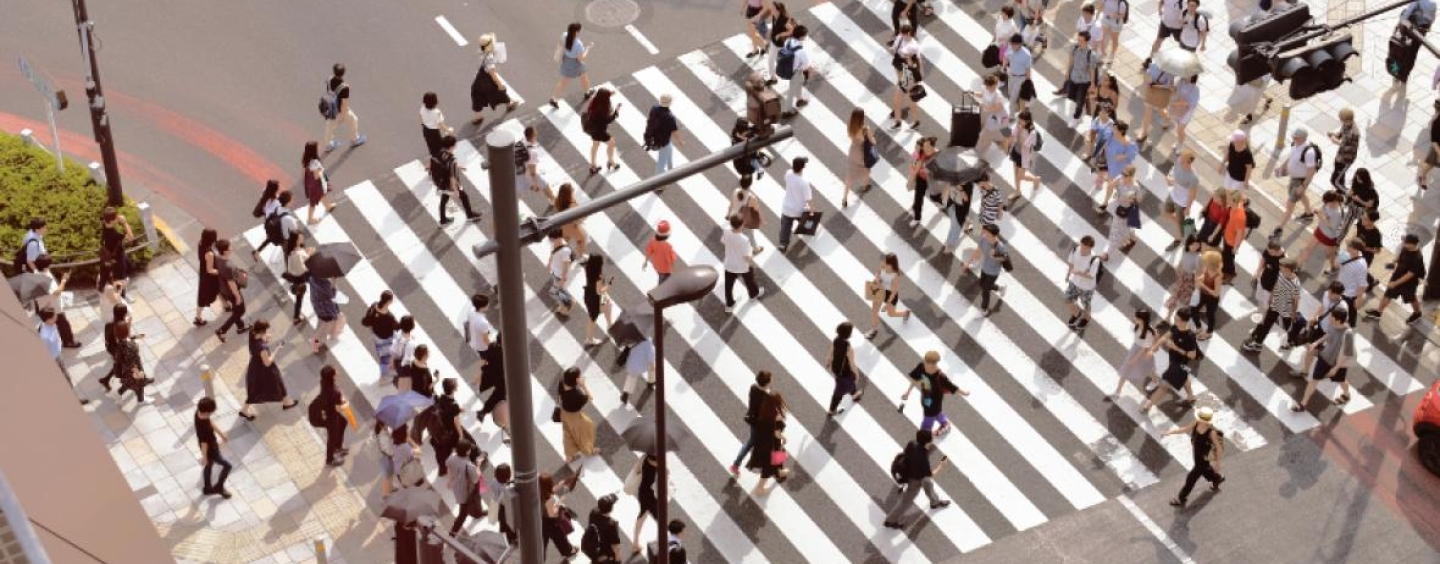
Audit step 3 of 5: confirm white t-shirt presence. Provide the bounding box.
[1285,144,1319,178]
[781,170,812,217]
[1068,249,1099,291]
[994,18,1020,46]
[548,244,573,278]
[785,39,810,74]
[1180,9,1209,48]
[722,230,753,273]
[1076,15,1103,42]
[467,310,493,351]
[1160,0,1186,28]
[262,198,281,217]
[420,107,445,130]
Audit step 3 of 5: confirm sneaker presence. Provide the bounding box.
[729,464,740,476]
[619,392,630,406]
[351,135,368,147]
[1364,309,1381,320]
[1242,340,1263,352]
[930,500,952,509]
[217,488,233,499]
[908,218,920,227]
[1296,212,1315,224]
[725,304,734,314]
[755,287,767,300]
[1407,311,1424,324]
[324,141,339,152]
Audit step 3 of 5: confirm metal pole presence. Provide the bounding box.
[653,305,669,564]
[485,129,543,564]
[1400,23,1440,58]
[199,363,215,399]
[72,0,124,206]
[45,101,62,173]
[1273,104,1291,151]
[1425,235,1440,300]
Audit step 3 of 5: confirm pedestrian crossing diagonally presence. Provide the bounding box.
[226,1,1435,561]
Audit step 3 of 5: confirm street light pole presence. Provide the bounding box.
[485,129,544,564]
[71,0,125,206]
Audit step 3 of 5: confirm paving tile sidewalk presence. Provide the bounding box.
[59,254,395,564]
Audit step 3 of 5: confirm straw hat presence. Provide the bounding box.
[1196,407,1214,423]
[478,33,496,51]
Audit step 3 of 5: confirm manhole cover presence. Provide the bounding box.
[586,0,640,28]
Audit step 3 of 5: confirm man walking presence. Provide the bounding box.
[779,157,815,253]
[1003,34,1034,115]
[17,217,47,273]
[647,95,683,176]
[467,293,494,383]
[730,370,772,476]
[1273,128,1319,235]
[883,430,952,529]
[1165,407,1224,507]
[965,224,1008,317]
[777,26,813,118]
[620,336,656,408]
[1327,108,1361,189]
[1335,239,1371,326]
[1366,233,1426,324]
[1243,258,1300,351]
[723,216,765,313]
[322,63,366,152]
[1061,31,1100,121]
[901,351,969,435]
[1144,0,1187,66]
[1064,236,1100,330]
[1292,309,1356,411]
[433,135,481,226]
[38,308,88,405]
[647,520,688,563]
[195,397,232,499]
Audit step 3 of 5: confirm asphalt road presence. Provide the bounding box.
[0,0,772,238]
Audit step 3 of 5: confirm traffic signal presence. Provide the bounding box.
[1271,34,1357,99]
[1228,3,1312,85]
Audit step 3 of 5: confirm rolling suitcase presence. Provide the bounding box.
[949,92,981,149]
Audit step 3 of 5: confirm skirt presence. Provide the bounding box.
[559,56,586,78]
[197,274,221,309]
[1117,345,1155,387]
[1166,271,1196,311]
[244,361,288,405]
[559,409,596,459]
[470,68,512,111]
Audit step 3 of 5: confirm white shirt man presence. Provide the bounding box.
[1064,237,1100,327]
[780,26,814,115]
[722,217,764,313]
[778,158,814,252]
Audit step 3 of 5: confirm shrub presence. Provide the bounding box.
[0,132,157,284]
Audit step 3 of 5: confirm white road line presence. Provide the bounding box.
[435,15,469,47]
[625,24,660,55]
[1118,495,1199,564]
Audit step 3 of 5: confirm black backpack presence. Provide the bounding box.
[263,210,291,246]
[308,395,328,428]
[430,153,455,189]
[513,141,531,171]
[647,539,682,564]
[1303,143,1324,171]
[11,238,37,274]
[1089,256,1106,286]
[580,521,603,559]
[643,106,664,151]
[890,449,908,485]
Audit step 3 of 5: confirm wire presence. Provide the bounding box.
[26,516,109,563]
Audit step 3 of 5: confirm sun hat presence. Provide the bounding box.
[1197,407,1214,423]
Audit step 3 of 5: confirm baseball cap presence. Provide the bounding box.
[1292,127,1308,140]
[656,220,671,235]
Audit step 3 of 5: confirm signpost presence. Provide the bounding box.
[17,55,67,173]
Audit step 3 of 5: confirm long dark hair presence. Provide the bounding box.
[1350,168,1372,192]
[588,88,613,120]
[555,183,577,212]
[262,179,280,202]
[320,364,338,394]
[585,254,604,286]
[284,230,303,258]
[302,141,319,168]
[564,23,581,51]
[1135,308,1155,340]
[774,1,789,20]
[198,228,218,256]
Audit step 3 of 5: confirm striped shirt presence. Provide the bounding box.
[1336,255,1369,297]
[979,187,1003,225]
[1334,123,1360,163]
[1270,273,1300,317]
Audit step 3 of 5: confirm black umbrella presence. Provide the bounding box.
[621,416,690,454]
[381,484,443,523]
[926,147,990,185]
[7,273,51,303]
[304,242,363,278]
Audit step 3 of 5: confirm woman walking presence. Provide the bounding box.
[844,108,877,208]
[908,136,939,227]
[548,23,593,110]
[891,43,924,130]
[194,228,220,327]
[365,291,399,375]
[1164,150,1200,250]
[742,0,776,58]
[309,274,344,354]
[1193,250,1223,340]
[1099,164,1141,261]
[974,75,1011,157]
[470,33,520,127]
[446,440,486,535]
[726,176,766,253]
[1009,110,1043,202]
[238,320,298,421]
[1164,235,1202,320]
[557,367,597,464]
[745,391,789,494]
[1090,72,1120,119]
[302,141,333,225]
[629,453,659,554]
[319,365,351,467]
[539,473,580,558]
[827,322,864,415]
[584,89,622,174]
[282,231,312,325]
[867,253,913,339]
[113,320,153,404]
[250,181,283,261]
[1084,106,1114,188]
[1294,190,1346,273]
[941,178,973,254]
[99,206,135,291]
[765,3,796,84]
[582,254,614,347]
[375,422,417,499]
[1113,308,1160,397]
[555,183,589,260]
[419,92,452,161]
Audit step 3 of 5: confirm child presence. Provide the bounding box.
[642,220,678,285]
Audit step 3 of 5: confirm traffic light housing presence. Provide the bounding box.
[1271,34,1358,99]
[1228,3,1312,85]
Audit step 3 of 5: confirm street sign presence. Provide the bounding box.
[17,55,65,172]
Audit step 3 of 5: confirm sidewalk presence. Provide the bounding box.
[61,255,394,564]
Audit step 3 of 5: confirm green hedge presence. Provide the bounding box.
[0,132,155,284]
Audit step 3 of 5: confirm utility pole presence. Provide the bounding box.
[72,0,125,206]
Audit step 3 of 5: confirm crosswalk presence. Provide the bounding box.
[231,1,1434,561]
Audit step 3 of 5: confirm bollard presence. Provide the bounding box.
[88,161,106,186]
[19,129,36,147]
[314,538,328,564]
[199,364,215,399]
[137,202,159,252]
[1274,104,1291,151]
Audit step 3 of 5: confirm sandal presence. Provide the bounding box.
[193,318,208,327]
[1290,404,1305,413]
[1210,476,1225,492]
[1169,497,1185,507]
[1336,393,1350,405]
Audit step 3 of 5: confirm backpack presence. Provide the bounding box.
[307,395,328,428]
[513,141,531,171]
[360,303,377,328]
[11,238,37,274]
[580,521,603,559]
[1245,205,1261,230]
[776,42,802,80]
[318,80,343,120]
[643,106,665,151]
[647,539,682,564]
[430,153,454,189]
[1303,143,1323,171]
[1089,256,1106,286]
[890,449,908,485]
[263,210,291,246]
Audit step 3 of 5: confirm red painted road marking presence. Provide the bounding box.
[0,111,189,205]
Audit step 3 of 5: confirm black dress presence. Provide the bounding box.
[101,223,130,280]
[244,337,288,404]
[196,248,220,309]
[470,54,511,112]
[745,419,786,478]
[637,457,658,516]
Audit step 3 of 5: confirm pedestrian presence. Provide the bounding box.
[547,230,575,317]
[582,493,623,563]
[1293,282,1349,359]
[255,188,299,263]
[98,303,129,393]
[1221,192,1250,281]
[557,367,597,464]
[191,397,234,500]
[1060,30,1100,121]
[194,228,220,327]
[470,33,520,127]
[16,217,47,273]
[466,293,495,380]
[742,0,777,57]
[1252,239,1287,316]
[1165,407,1225,507]
[548,23,594,110]
[1419,100,1440,190]
[642,220,677,285]
[723,216,766,314]
[727,176,766,252]
[419,92,452,161]
[646,520,689,563]
[555,183,589,261]
[647,94,683,177]
[519,126,556,206]
[1327,108,1361,189]
[730,370,773,475]
[902,351,970,434]
[1144,0,1186,65]
[1219,130,1255,192]
[1009,110,1043,202]
[308,274,344,354]
[883,430,953,529]
[99,206,135,291]
[1178,0,1209,52]
[476,332,510,439]
[1140,306,1199,410]
[433,134,481,226]
[1168,75,1199,150]
[976,171,1005,228]
[1366,233,1426,323]
[1164,150,1200,249]
[973,74,1013,158]
[1099,0,1127,60]
[302,141,334,226]
[765,3,796,85]
[1334,240,1372,325]
[1098,165,1141,261]
[1101,121,1138,197]
[1076,4,1104,48]
[99,275,128,329]
[731,118,770,182]
[399,344,437,397]
[745,390,790,493]
[1194,189,1231,250]
[1293,190,1345,273]
[779,156,815,252]
[891,0,920,36]
[1352,209,1383,290]
[322,63,365,151]
[238,320,298,421]
[1113,308,1160,396]
[844,108,877,208]
[827,322,864,415]
[1243,258,1300,352]
[391,315,419,378]
[940,178,973,255]
[492,464,518,544]
[866,253,913,339]
[317,365,350,466]
[1293,309,1356,410]
[1003,34,1035,115]
[967,224,1009,316]
[778,25,812,118]
[30,255,79,349]
[582,254,613,347]
[1065,236,1101,330]
[889,27,923,130]
[1135,60,1175,145]
[993,6,1020,57]
[363,291,399,376]
[1193,250,1223,340]
[540,472,581,559]
[619,336,656,408]
[375,422,417,499]
[1272,128,1319,233]
[36,306,88,405]
[111,319,151,404]
[447,439,487,534]
[282,231,311,325]
[907,136,939,228]
[1083,106,1114,186]
[1090,72,1121,120]
[583,88,622,174]
[213,240,249,343]
[630,453,660,553]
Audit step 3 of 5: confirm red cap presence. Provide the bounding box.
[656,220,671,235]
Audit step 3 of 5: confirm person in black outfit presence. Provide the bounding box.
[1165,407,1225,507]
[195,397,233,498]
[827,322,864,415]
[430,378,467,477]
[1367,233,1427,324]
[319,365,350,466]
[585,88,622,174]
[883,430,951,528]
[432,134,479,226]
[476,333,509,439]
[213,240,249,341]
[584,493,623,563]
[402,344,438,398]
[891,0,920,36]
[647,519,689,564]
[1142,306,1199,410]
[730,370,772,475]
[99,303,129,392]
[631,453,659,553]
[1353,208,1383,289]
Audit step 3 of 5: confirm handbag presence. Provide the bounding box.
[864,279,883,302]
[554,506,575,535]
[551,406,562,423]
[981,44,1001,68]
[862,137,879,169]
[739,204,762,229]
[1144,85,1174,108]
[623,461,643,496]
[908,84,928,102]
[770,449,788,466]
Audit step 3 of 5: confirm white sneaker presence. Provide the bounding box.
[908,219,920,227]
[755,287,767,300]
[725,304,734,314]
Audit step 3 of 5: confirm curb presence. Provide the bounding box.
[151,213,189,254]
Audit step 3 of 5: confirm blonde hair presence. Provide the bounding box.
[1338,108,1354,122]
[1200,250,1223,272]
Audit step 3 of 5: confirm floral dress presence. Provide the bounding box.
[1166,250,1200,311]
